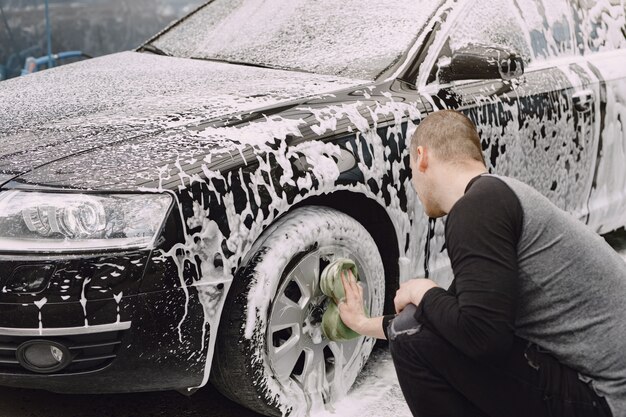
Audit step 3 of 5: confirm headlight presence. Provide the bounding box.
[0,191,172,252]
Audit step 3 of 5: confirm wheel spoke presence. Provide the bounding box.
[271,294,304,332]
[334,337,360,367]
[292,253,320,301]
[299,346,331,405]
[272,335,303,382]
[302,345,324,379]
[327,341,343,364]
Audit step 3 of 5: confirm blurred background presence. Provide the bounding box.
[0,0,205,80]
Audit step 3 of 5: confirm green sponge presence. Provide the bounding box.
[320,258,368,342]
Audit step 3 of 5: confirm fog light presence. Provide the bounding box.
[17,341,71,373]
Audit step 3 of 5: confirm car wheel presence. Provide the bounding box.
[211,206,385,416]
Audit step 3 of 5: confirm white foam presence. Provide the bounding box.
[153,0,441,80]
[312,348,411,417]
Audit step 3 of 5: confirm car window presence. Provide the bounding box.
[514,0,577,60]
[571,0,626,54]
[426,0,532,84]
[448,0,532,59]
[150,0,445,81]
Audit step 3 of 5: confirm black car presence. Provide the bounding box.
[0,0,625,416]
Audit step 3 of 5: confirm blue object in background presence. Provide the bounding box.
[21,50,90,76]
[6,0,91,78]
[1,0,89,79]
[0,0,204,81]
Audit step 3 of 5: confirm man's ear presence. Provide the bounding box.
[416,146,428,172]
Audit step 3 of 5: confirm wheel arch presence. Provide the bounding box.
[222,190,402,324]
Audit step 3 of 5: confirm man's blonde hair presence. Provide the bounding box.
[411,110,486,166]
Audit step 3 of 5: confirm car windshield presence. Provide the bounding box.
[149,0,443,80]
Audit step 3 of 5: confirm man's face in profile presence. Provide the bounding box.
[410,145,447,219]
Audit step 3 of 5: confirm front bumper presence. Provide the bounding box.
[0,287,211,393]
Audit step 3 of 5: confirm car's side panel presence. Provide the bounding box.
[407,0,625,294]
[415,0,626,233]
[420,0,600,217]
[421,66,598,218]
[585,49,626,232]
[572,0,626,232]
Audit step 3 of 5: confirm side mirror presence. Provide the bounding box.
[436,44,525,84]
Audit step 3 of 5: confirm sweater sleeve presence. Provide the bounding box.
[415,176,523,362]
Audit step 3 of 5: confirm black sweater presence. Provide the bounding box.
[415,175,523,361]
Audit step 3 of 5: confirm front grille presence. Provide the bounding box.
[0,330,125,375]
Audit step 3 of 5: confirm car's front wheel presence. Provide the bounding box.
[211,206,385,416]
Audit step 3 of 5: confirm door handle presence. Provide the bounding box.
[572,89,594,112]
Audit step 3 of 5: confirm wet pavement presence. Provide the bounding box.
[0,383,263,417]
[1,229,625,417]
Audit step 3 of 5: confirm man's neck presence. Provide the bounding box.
[436,164,488,214]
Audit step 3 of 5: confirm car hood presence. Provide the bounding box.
[0,51,368,190]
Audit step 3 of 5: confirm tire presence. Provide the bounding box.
[211,206,385,417]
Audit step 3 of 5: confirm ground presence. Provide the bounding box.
[1,230,624,417]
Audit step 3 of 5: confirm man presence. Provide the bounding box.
[338,110,626,417]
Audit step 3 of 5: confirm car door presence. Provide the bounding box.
[416,0,600,220]
[570,0,626,233]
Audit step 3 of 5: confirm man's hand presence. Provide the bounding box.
[336,269,386,339]
[394,278,439,313]
[337,269,368,332]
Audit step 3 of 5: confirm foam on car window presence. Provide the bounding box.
[573,0,626,53]
[152,0,443,80]
[515,0,576,60]
[448,0,532,62]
